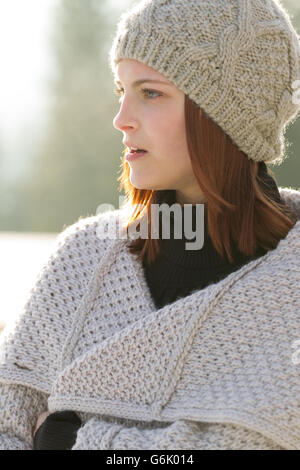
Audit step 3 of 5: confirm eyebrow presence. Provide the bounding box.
[114,78,173,88]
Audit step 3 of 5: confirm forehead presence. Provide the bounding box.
[115,59,173,84]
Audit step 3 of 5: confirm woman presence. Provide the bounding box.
[1,0,300,450]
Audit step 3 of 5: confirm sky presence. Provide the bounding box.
[0,0,60,181]
[0,0,59,135]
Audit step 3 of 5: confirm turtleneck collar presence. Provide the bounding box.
[159,205,224,269]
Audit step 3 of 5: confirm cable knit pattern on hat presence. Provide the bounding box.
[0,187,299,449]
[109,0,300,165]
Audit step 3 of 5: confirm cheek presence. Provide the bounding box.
[158,121,187,154]
[159,147,193,184]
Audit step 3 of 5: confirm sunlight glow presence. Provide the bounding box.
[0,0,58,140]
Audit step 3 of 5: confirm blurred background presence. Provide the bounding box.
[0,0,300,332]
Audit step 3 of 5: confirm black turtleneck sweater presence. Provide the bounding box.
[142,161,282,310]
[33,161,282,449]
[142,207,259,310]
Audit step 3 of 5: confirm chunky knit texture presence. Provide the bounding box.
[32,165,284,449]
[0,186,300,450]
[109,0,300,165]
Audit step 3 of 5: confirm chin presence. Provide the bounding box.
[129,178,154,190]
[129,175,170,192]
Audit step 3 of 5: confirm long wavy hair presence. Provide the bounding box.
[117,94,297,266]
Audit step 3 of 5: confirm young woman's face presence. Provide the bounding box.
[113,59,205,205]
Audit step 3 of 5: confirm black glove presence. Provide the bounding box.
[33,410,82,450]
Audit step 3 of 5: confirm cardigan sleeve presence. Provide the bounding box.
[0,224,79,450]
[0,212,112,450]
[71,416,285,450]
[0,382,49,450]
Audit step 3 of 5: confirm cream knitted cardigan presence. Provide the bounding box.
[0,187,300,450]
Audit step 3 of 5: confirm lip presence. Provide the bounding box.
[123,142,147,151]
[125,150,148,162]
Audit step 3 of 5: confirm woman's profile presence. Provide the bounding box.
[0,0,300,450]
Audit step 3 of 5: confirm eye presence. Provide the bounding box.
[114,87,162,102]
[141,88,162,99]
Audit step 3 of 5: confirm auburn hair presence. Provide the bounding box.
[117,94,297,266]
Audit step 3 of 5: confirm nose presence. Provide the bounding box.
[113,100,138,132]
[113,113,136,132]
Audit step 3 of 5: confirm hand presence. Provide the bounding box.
[33,411,51,438]
[32,410,82,450]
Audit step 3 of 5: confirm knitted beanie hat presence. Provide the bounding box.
[109,0,300,165]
